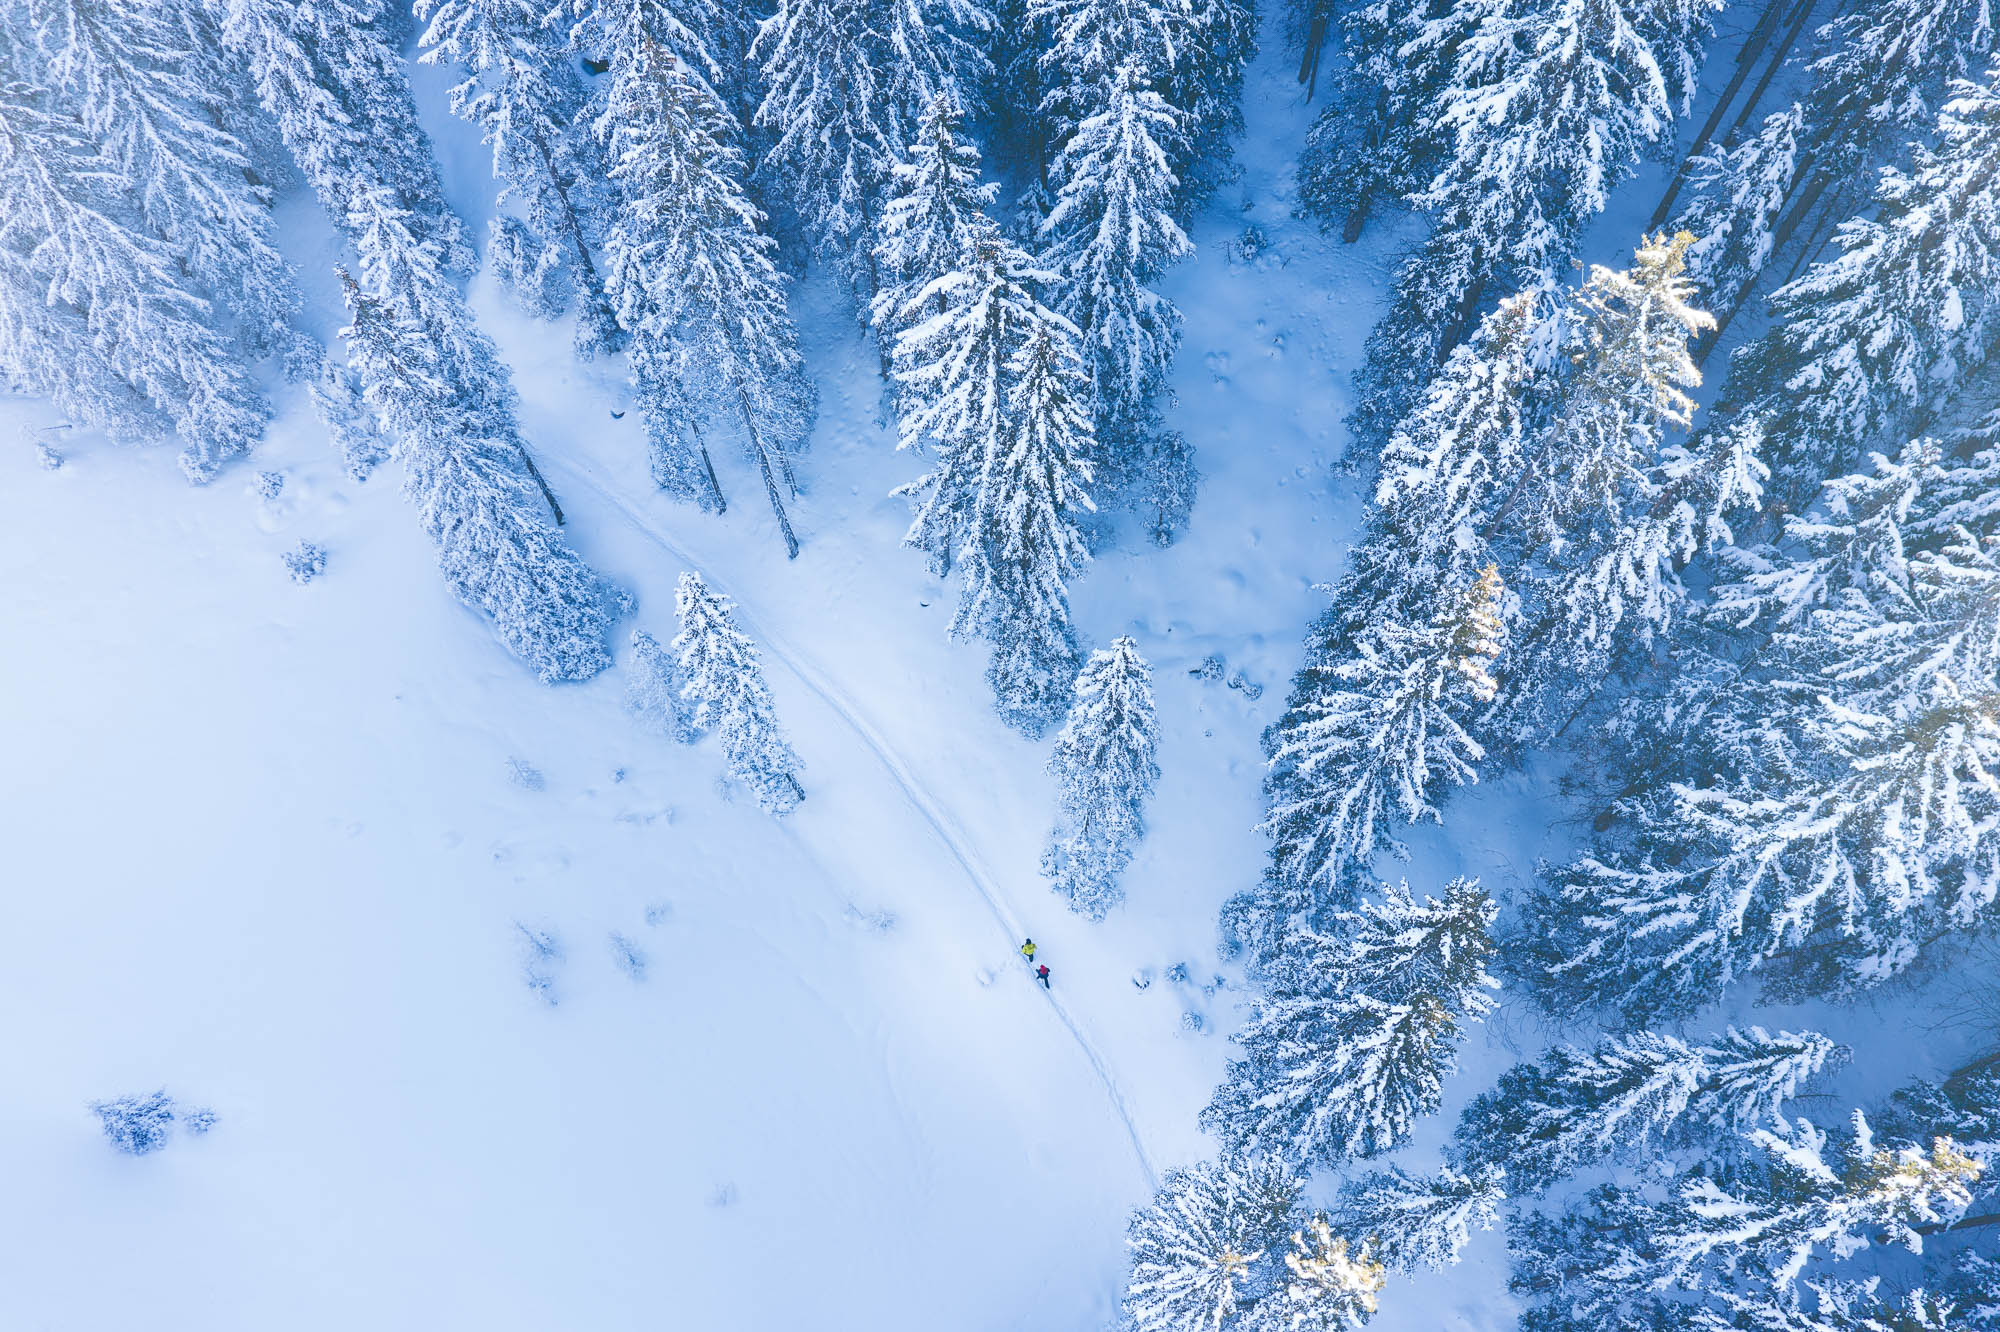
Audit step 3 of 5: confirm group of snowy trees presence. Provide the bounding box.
[2,0,1263,755]
[1157,0,2000,1326]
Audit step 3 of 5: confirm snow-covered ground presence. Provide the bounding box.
[3,8,1972,1330]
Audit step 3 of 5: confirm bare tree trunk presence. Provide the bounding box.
[736,388,801,559]
[516,443,566,526]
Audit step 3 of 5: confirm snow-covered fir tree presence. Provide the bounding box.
[626,628,696,743]
[1533,436,2000,1017]
[415,0,619,353]
[1042,636,1160,918]
[1295,0,1462,241]
[0,31,270,482]
[222,0,617,677]
[1122,1154,1307,1332]
[1347,0,1683,452]
[1260,565,1504,895]
[1801,0,1997,195]
[1331,1164,1505,1272]
[34,0,298,353]
[750,0,890,293]
[222,0,470,271]
[1028,0,1187,146]
[337,258,622,682]
[1041,59,1191,478]
[870,93,1000,361]
[1649,1113,1979,1293]
[751,0,994,299]
[1204,878,1498,1165]
[1673,104,1804,330]
[672,572,805,815]
[1456,1027,1844,1192]
[1360,295,1542,620]
[1722,67,2000,508]
[596,12,816,556]
[1162,0,1256,204]
[1486,233,1761,746]
[891,231,1097,733]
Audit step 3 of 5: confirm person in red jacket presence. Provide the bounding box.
[1035,964,1051,989]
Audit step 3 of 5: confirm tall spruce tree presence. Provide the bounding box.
[673,572,805,815]
[1722,68,2000,508]
[1041,59,1191,478]
[1204,878,1499,1165]
[1042,636,1161,918]
[1456,1027,1844,1192]
[416,0,620,353]
[597,12,816,557]
[891,231,1097,733]
[33,0,297,351]
[871,93,1000,361]
[1260,566,1504,895]
[1348,0,1684,454]
[0,26,268,481]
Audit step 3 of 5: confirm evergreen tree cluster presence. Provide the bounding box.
[1200,12,2000,1326]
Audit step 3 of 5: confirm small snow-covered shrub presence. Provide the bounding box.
[35,443,62,470]
[90,1090,176,1155]
[282,541,326,584]
[255,470,285,501]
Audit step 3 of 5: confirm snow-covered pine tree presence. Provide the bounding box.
[1040,59,1191,478]
[1252,1217,1387,1330]
[1122,1154,1308,1332]
[672,572,805,814]
[751,0,994,301]
[1455,1027,1844,1193]
[597,15,816,556]
[1721,67,2000,508]
[1360,294,1541,621]
[227,0,592,609]
[1534,443,2000,1017]
[1042,636,1160,918]
[1673,104,1804,334]
[1260,565,1504,895]
[1331,1164,1505,1272]
[627,628,696,743]
[1486,233,1757,745]
[892,231,1097,733]
[310,350,389,482]
[750,0,890,294]
[1649,1113,1980,1293]
[0,29,268,481]
[1347,0,1681,454]
[222,0,470,272]
[964,319,1098,733]
[870,92,1000,361]
[416,0,620,353]
[1801,0,1997,195]
[337,254,622,682]
[1029,0,1187,148]
[1204,878,1498,1165]
[1295,0,1462,242]
[33,0,298,352]
[1162,0,1256,205]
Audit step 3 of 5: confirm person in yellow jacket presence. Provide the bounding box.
[1019,938,1037,962]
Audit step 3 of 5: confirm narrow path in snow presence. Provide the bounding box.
[547,457,1160,1192]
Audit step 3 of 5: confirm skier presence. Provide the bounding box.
[1020,938,1037,962]
[1036,964,1051,989]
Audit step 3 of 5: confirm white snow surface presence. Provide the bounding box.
[1,10,1968,1330]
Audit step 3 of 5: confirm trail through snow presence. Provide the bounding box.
[546,453,1161,1191]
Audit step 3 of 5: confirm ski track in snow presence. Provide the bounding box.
[545,455,1161,1193]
